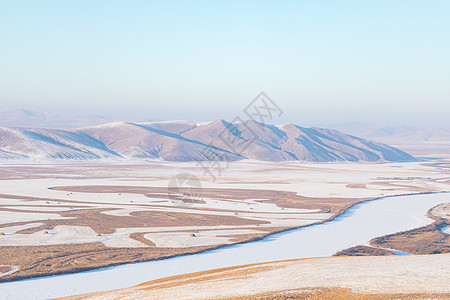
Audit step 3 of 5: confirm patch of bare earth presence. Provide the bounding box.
[219,288,450,299]
[334,245,395,256]
[5,208,263,235]
[369,221,450,255]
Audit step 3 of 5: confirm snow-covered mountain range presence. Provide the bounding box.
[0,119,414,162]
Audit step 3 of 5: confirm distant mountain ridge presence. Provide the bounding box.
[329,122,450,142]
[329,122,450,157]
[0,120,415,162]
[0,109,160,129]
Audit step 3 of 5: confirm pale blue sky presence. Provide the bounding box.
[1,1,449,126]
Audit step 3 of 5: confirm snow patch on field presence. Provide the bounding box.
[3,206,79,212]
[0,225,155,248]
[145,229,262,248]
[0,223,44,234]
[0,211,68,225]
[0,265,20,277]
[0,225,268,248]
[442,226,450,235]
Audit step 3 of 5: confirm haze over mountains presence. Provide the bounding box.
[329,122,450,157]
[0,116,414,162]
[0,109,159,129]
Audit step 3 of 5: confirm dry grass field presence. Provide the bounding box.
[370,221,450,254]
[0,242,218,282]
[221,288,450,299]
[60,254,450,300]
[334,245,395,256]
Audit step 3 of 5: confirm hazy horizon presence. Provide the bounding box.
[1,1,449,127]
[0,107,449,130]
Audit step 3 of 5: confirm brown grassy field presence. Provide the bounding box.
[0,242,216,282]
[8,207,264,235]
[59,254,450,300]
[0,266,11,274]
[220,288,450,299]
[370,221,450,254]
[334,245,395,256]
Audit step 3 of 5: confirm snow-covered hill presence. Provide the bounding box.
[0,120,415,162]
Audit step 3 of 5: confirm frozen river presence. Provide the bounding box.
[1,192,449,300]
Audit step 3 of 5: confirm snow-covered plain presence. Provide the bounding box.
[0,161,449,299]
[144,229,262,248]
[0,192,449,300]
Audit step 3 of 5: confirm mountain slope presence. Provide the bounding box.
[76,121,241,161]
[0,120,415,162]
[329,122,450,157]
[330,122,450,142]
[0,127,119,159]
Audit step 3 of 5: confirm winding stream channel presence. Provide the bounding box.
[1,192,449,300]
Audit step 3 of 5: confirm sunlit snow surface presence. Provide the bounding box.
[0,192,449,300]
[442,226,450,235]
